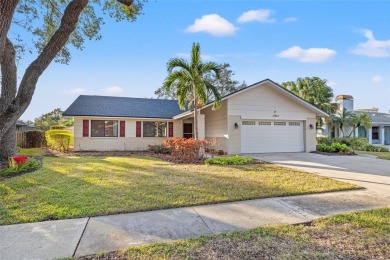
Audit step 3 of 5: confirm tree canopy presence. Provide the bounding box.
[33,108,74,131]
[155,63,246,100]
[282,77,335,115]
[0,0,146,158]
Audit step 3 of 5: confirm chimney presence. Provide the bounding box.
[335,95,354,112]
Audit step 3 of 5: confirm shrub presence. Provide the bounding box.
[26,130,46,148]
[45,130,73,152]
[348,137,369,150]
[50,125,66,130]
[364,145,389,152]
[317,137,332,145]
[148,144,171,154]
[0,158,40,177]
[317,142,350,153]
[205,155,253,165]
[163,138,215,163]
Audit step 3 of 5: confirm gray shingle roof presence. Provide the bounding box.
[16,120,27,126]
[354,111,390,124]
[63,95,186,119]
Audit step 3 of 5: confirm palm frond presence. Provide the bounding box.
[166,58,191,73]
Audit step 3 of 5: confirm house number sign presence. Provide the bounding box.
[272,111,280,117]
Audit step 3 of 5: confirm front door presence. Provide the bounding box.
[183,123,193,138]
[385,126,390,145]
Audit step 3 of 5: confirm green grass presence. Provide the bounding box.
[356,151,390,160]
[0,154,358,225]
[17,148,45,156]
[82,208,390,260]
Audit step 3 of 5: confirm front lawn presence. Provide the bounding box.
[0,154,358,225]
[81,208,390,260]
[356,151,390,160]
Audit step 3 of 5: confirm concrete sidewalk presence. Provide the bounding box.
[1,189,389,260]
[1,153,390,260]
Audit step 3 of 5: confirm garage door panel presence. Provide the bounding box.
[241,120,304,153]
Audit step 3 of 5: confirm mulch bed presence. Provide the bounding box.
[0,158,8,170]
[311,151,356,156]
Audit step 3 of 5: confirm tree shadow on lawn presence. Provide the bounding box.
[0,155,357,225]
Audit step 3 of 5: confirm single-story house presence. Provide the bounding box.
[16,121,28,131]
[63,79,327,154]
[321,95,390,145]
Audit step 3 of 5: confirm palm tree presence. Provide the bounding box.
[348,113,372,137]
[282,77,334,112]
[162,43,222,139]
[331,108,355,137]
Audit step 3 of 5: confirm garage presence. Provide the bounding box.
[241,120,304,153]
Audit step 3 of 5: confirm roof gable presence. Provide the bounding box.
[175,79,328,118]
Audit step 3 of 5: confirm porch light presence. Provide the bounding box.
[309,124,314,129]
[234,123,239,129]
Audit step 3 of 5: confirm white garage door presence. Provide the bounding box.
[241,120,304,153]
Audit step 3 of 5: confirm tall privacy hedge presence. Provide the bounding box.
[26,131,46,148]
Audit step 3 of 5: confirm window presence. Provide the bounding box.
[274,122,287,126]
[289,122,301,126]
[143,122,167,137]
[242,121,256,125]
[372,127,379,140]
[91,120,118,137]
[258,121,271,125]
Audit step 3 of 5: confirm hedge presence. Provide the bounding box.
[25,131,46,148]
[45,129,73,152]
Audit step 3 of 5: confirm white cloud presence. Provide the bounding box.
[352,29,390,57]
[372,75,383,83]
[60,88,86,95]
[104,86,123,95]
[284,17,298,23]
[277,46,337,63]
[185,14,237,37]
[237,9,275,23]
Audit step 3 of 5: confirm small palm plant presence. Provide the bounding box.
[331,108,355,137]
[348,113,372,137]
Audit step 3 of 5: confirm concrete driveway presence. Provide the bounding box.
[249,153,390,197]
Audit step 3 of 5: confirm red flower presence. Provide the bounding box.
[11,156,29,165]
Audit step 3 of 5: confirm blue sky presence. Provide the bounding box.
[16,0,390,120]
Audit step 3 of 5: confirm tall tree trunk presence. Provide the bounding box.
[0,38,17,158]
[193,84,198,140]
[0,0,88,157]
[0,0,19,62]
[0,127,16,158]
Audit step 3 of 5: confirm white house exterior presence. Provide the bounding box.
[322,95,390,145]
[64,79,327,154]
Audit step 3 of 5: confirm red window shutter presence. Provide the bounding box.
[83,120,89,137]
[168,122,173,137]
[120,121,125,137]
[136,121,141,137]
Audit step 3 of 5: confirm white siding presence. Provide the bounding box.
[225,83,318,153]
[228,83,315,120]
[201,100,227,137]
[202,100,228,152]
[73,117,182,151]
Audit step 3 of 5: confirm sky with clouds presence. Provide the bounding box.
[14,0,390,120]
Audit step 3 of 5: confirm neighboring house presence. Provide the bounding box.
[16,121,28,131]
[16,121,36,131]
[63,79,327,154]
[322,95,390,145]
